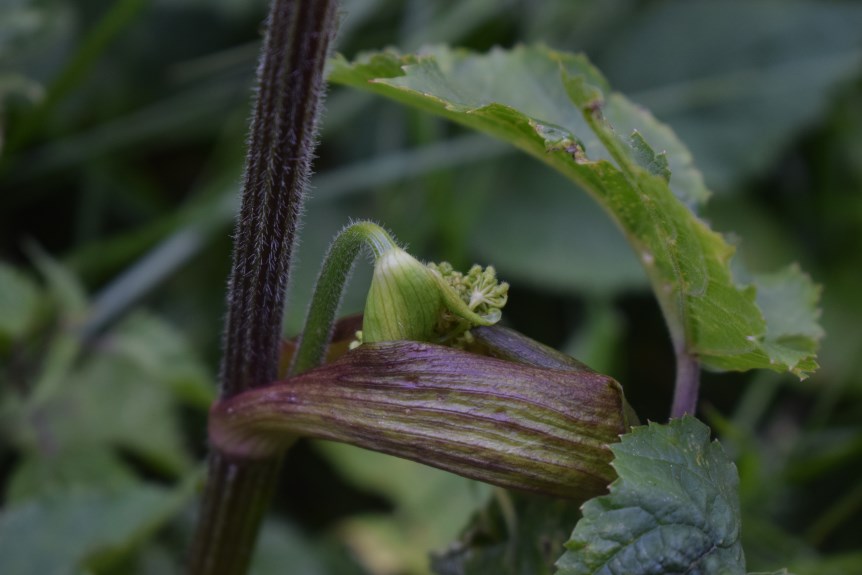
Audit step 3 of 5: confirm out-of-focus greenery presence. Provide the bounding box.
[1,1,861,574]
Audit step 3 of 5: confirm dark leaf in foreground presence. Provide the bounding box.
[557,417,745,575]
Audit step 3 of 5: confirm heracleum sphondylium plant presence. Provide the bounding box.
[191,2,822,573]
[210,222,636,501]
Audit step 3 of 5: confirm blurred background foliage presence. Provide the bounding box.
[1,0,862,573]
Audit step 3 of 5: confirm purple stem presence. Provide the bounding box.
[187,1,338,574]
[670,342,701,418]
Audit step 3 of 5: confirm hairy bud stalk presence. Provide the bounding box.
[210,339,635,501]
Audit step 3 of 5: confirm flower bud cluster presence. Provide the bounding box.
[361,246,507,345]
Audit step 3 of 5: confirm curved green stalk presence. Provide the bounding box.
[289,221,397,375]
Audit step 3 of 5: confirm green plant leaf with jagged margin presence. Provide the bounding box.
[556,417,747,575]
[554,417,794,575]
[329,45,821,377]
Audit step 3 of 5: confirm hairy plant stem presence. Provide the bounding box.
[188,1,338,574]
[670,342,701,418]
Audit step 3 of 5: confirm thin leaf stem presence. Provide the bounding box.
[188,1,338,573]
[670,343,701,418]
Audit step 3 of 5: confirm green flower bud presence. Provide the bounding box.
[361,246,508,344]
[362,247,443,343]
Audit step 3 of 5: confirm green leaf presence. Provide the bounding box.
[556,417,744,575]
[50,313,208,473]
[27,242,88,319]
[5,449,137,504]
[0,261,42,343]
[0,480,192,575]
[104,312,215,408]
[7,313,212,475]
[706,265,823,374]
[330,45,822,377]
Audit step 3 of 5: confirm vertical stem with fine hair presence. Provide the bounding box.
[188,1,339,574]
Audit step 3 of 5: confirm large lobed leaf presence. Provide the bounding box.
[556,417,745,575]
[329,45,821,377]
